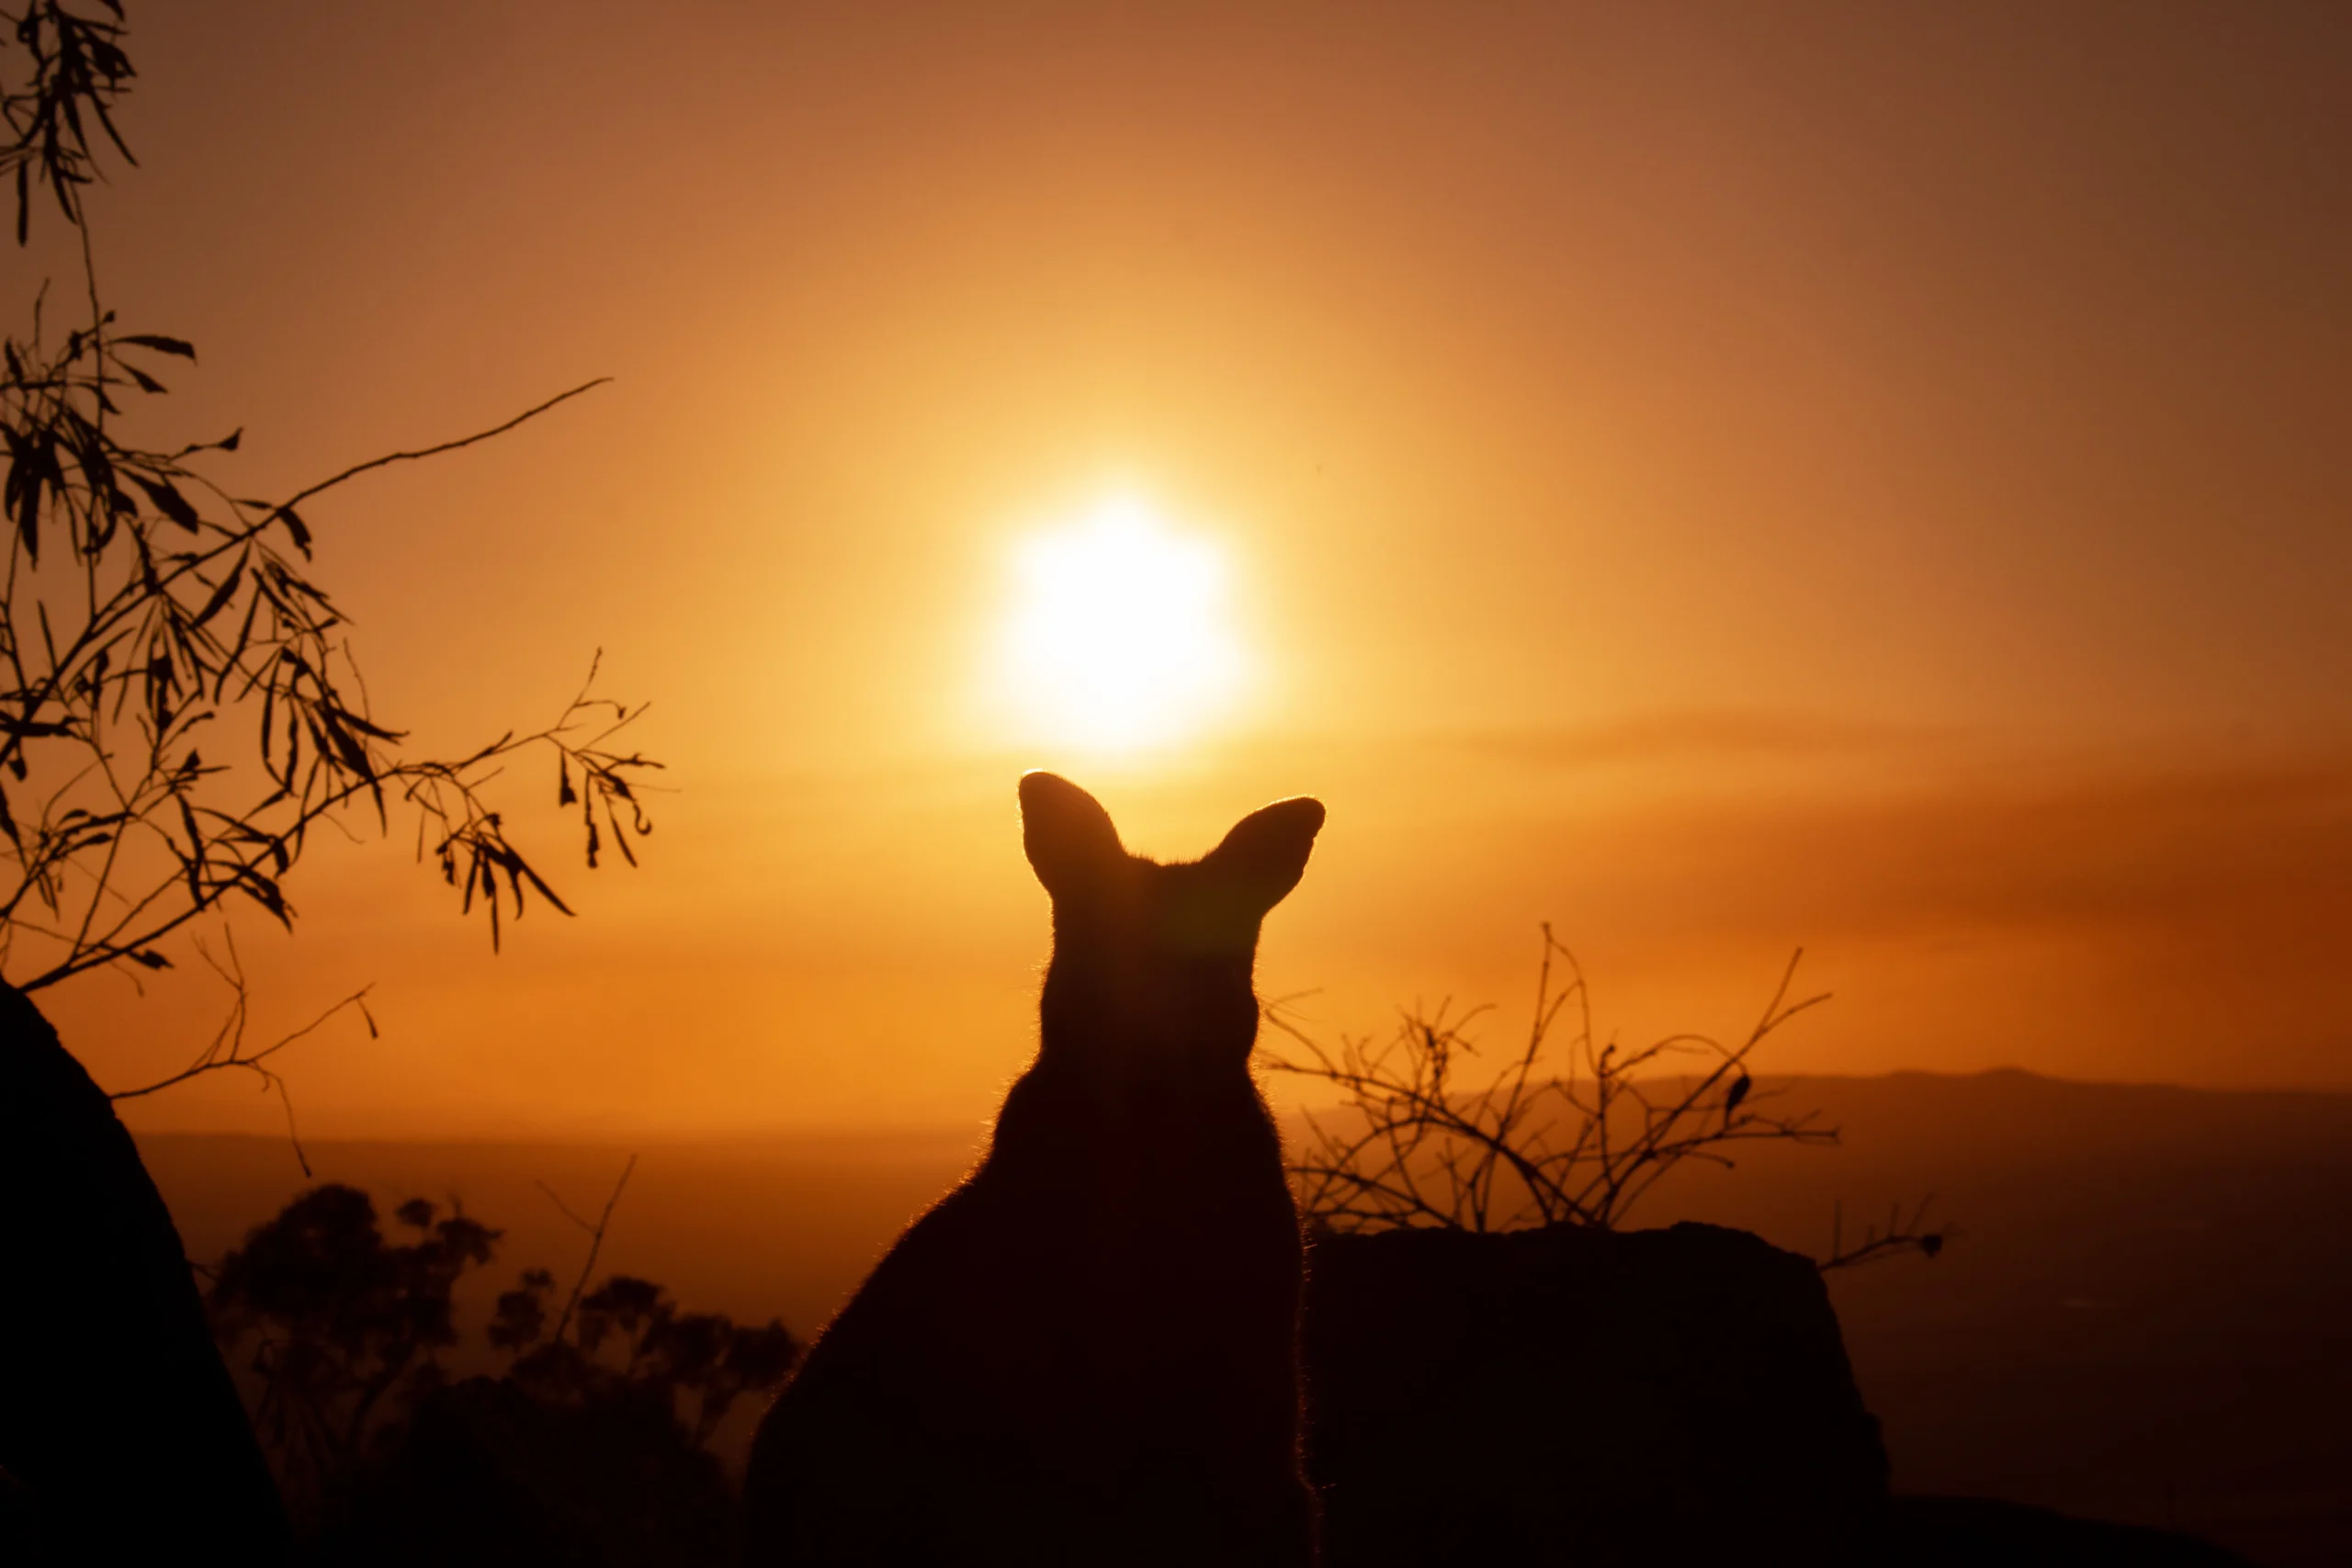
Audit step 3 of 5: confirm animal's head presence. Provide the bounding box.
[1021,772,1323,1075]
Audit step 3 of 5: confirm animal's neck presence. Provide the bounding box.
[985,1029,1272,1195]
[1024,1029,1258,1112]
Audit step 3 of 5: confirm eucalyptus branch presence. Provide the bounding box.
[0,4,660,1111]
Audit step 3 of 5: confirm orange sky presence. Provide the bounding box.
[21,2,2352,1134]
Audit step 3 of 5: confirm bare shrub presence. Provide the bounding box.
[1263,925,1951,1269]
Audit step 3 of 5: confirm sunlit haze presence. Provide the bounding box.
[17,1,2345,1140]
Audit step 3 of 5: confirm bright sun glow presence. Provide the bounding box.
[999,496,1246,752]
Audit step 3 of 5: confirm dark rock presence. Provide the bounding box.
[0,983,288,1564]
[1302,1221,1888,1567]
[1886,1495,2259,1566]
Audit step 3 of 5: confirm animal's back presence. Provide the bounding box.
[743,773,1323,1565]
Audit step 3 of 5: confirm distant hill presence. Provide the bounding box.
[138,1071,2352,1568]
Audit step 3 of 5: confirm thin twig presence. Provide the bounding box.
[267,378,612,522]
[546,1153,637,1344]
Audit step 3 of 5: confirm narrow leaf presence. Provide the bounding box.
[130,474,200,531]
[271,504,312,554]
[190,558,246,626]
[116,334,198,359]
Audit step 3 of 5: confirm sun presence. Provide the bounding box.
[997,496,1246,753]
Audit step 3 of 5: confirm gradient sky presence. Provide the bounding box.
[23,1,2351,1134]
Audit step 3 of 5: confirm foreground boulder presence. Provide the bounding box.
[0,984,287,1563]
[1302,1221,1887,1567]
[1886,1496,2257,1566]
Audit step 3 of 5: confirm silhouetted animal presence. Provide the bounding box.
[743,773,1324,1566]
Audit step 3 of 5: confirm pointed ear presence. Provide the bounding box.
[1020,773,1125,898]
[1202,796,1325,918]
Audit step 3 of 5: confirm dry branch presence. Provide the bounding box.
[103,929,373,1175]
[539,1153,639,1345]
[1265,927,1955,1271]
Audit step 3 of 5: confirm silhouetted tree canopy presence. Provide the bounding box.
[208,1185,499,1514]
[210,1182,798,1564]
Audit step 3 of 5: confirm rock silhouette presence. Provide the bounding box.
[1883,1495,2258,1566]
[1302,1222,1888,1567]
[743,773,1324,1565]
[0,983,288,1564]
